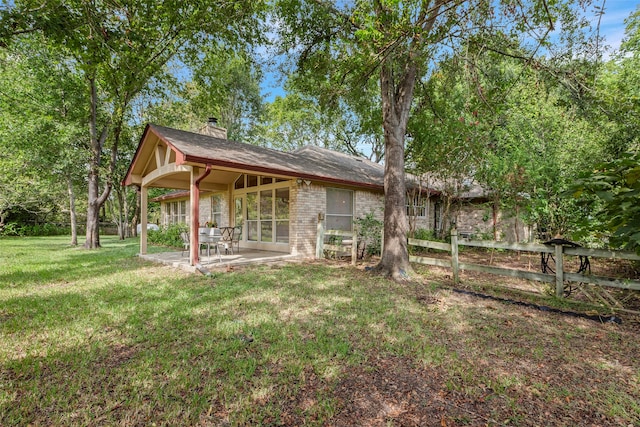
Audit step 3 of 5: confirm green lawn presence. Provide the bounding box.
[1,236,639,426]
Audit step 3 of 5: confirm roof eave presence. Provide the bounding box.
[183,154,385,192]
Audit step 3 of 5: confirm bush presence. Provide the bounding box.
[148,223,188,248]
[411,228,438,241]
[0,222,70,237]
[408,228,447,255]
[355,212,383,257]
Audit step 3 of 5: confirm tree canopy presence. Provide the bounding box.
[1,0,639,260]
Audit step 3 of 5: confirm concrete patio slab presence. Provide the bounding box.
[139,249,302,274]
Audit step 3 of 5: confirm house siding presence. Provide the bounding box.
[454,203,532,242]
[355,190,385,222]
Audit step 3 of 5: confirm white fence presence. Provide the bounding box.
[315,218,357,266]
[409,229,640,298]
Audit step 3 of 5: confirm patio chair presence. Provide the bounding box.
[231,225,241,253]
[181,231,209,257]
[218,227,235,255]
[180,232,190,257]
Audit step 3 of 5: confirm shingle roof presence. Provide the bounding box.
[148,124,387,190]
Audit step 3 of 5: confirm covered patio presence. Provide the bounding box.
[123,122,303,266]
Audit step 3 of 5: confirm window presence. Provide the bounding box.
[326,188,353,231]
[275,187,289,243]
[260,190,273,242]
[167,200,187,225]
[246,192,258,241]
[210,195,222,226]
[407,194,427,218]
[247,174,258,187]
[234,196,243,228]
[234,175,245,190]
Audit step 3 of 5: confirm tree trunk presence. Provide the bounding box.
[373,61,417,281]
[131,186,141,238]
[85,178,101,248]
[84,77,105,248]
[492,199,498,240]
[117,187,125,240]
[375,125,412,280]
[123,186,130,238]
[514,203,520,244]
[67,174,78,246]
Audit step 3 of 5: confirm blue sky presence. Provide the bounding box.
[592,1,639,54]
[260,2,640,103]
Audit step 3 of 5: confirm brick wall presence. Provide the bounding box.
[454,203,532,242]
[290,183,326,257]
[355,190,384,221]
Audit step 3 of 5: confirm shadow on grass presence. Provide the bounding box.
[2,261,639,425]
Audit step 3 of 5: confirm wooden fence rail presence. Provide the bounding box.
[315,216,357,266]
[409,229,640,297]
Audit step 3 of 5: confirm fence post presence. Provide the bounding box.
[351,229,357,266]
[316,213,325,259]
[451,227,459,284]
[555,244,564,297]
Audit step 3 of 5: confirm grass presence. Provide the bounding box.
[1,236,639,426]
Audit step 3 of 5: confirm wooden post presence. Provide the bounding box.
[555,244,564,297]
[351,229,357,266]
[451,227,459,284]
[189,167,200,266]
[140,185,148,255]
[316,213,325,259]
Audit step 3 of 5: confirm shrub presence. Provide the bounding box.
[411,228,437,241]
[148,223,188,248]
[355,212,383,257]
[0,222,70,237]
[408,228,447,255]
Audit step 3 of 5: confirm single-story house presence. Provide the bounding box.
[123,121,527,265]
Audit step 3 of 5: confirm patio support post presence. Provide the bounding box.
[190,167,200,265]
[190,164,212,266]
[140,185,148,255]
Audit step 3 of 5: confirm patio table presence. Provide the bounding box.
[199,229,222,262]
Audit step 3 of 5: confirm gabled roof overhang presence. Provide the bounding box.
[123,124,388,192]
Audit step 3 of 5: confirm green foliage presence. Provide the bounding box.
[411,228,439,242]
[408,228,444,255]
[0,0,267,247]
[571,152,640,253]
[147,223,188,248]
[1,223,71,237]
[355,211,383,257]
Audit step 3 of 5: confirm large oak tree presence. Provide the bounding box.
[275,0,595,280]
[1,0,265,248]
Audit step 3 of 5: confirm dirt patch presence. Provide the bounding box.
[331,355,486,426]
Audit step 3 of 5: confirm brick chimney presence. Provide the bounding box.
[199,117,227,139]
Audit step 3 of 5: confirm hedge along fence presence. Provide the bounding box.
[409,229,640,300]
